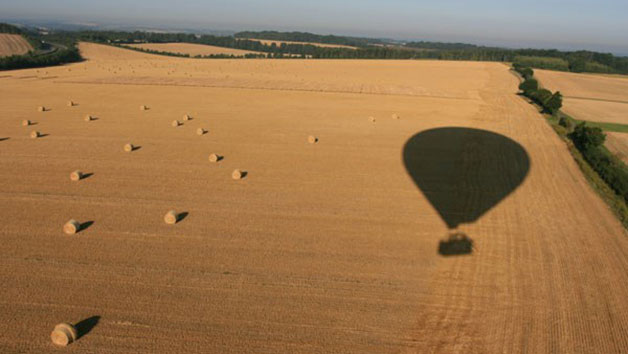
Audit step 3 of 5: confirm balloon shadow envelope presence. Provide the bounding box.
[403,127,530,231]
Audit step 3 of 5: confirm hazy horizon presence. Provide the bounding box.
[2,0,627,55]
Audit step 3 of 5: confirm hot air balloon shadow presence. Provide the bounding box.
[403,127,530,256]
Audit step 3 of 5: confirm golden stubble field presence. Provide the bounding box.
[242,38,357,49]
[0,43,627,353]
[127,42,262,57]
[0,33,33,57]
[535,69,628,124]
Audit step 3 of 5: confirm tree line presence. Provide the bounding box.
[569,122,628,205]
[0,23,82,71]
[231,30,628,74]
[39,29,626,71]
[2,25,628,75]
[118,44,267,59]
[0,46,82,71]
[514,64,563,115]
[514,63,628,207]
[234,30,379,47]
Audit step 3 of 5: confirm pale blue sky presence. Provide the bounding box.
[2,0,627,54]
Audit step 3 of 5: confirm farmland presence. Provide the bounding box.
[0,33,32,57]
[241,38,357,49]
[0,43,627,353]
[127,42,262,57]
[535,69,628,124]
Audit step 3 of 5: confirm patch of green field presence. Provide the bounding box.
[556,111,628,134]
[580,121,628,133]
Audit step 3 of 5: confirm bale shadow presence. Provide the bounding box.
[78,221,94,233]
[176,212,189,223]
[0,137,9,142]
[75,316,100,339]
[240,171,248,179]
[131,145,142,151]
[80,173,94,180]
[38,133,50,138]
[438,232,474,256]
[403,127,530,255]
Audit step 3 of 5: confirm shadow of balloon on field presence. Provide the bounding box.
[402,127,530,256]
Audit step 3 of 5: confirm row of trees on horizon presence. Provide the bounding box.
[1,23,628,75]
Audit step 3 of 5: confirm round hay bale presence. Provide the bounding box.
[196,128,206,136]
[308,135,318,144]
[183,114,191,121]
[70,170,83,181]
[164,210,178,225]
[63,219,81,235]
[232,169,243,180]
[123,143,134,152]
[171,120,180,127]
[22,119,31,126]
[392,113,400,120]
[208,153,220,163]
[38,106,45,112]
[50,323,77,347]
[140,105,147,111]
[30,131,40,139]
[369,116,376,123]
[84,115,93,122]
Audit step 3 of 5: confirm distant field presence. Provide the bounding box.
[606,132,628,164]
[0,33,32,57]
[514,56,570,71]
[536,69,628,124]
[242,38,357,49]
[127,42,262,57]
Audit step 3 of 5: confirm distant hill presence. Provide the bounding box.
[234,31,387,48]
[404,41,481,51]
[0,23,24,35]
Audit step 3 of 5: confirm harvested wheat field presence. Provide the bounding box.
[535,69,628,124]
[606,132,628,164]
[0,33,33,57]
[242,38,357,49]
[0,43,627,353]
[127,42,263,57]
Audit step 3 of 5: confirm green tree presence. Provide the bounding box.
[518,78,539,93]
[530,89,553,105]
[570,123,606,150]
[545,91,563,115]
[520,67,534,79]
